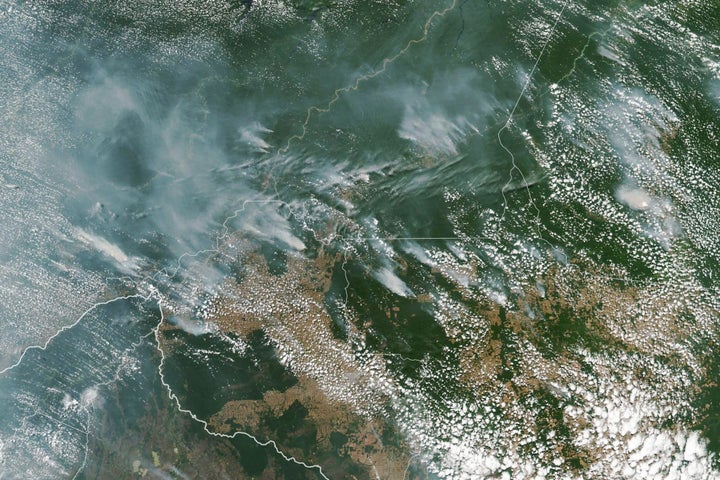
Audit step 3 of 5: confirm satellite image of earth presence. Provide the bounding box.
[1,0,720,478]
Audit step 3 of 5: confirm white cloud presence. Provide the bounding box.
[374,267,413,298]
[74,228,143,274]
[616,185,653,211]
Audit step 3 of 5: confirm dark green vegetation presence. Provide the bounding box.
[3,0,720,477]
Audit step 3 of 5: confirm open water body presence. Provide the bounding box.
[1,0,719,478]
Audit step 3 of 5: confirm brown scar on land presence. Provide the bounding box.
[195,236,417,478]
[209,375,414,479]
[416,254,713,471]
